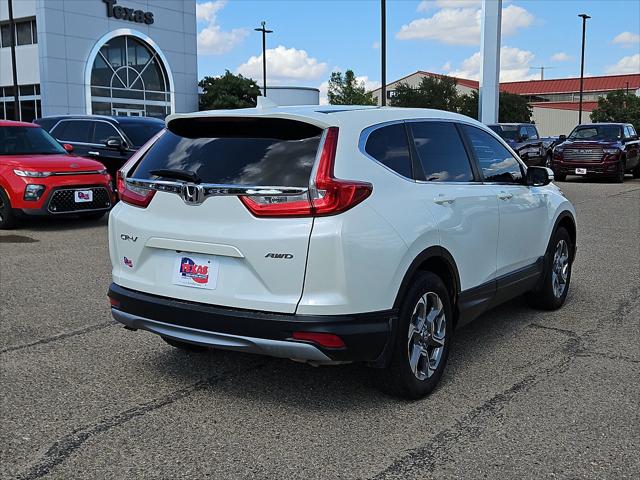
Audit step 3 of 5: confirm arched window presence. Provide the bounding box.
[89,35,171,118]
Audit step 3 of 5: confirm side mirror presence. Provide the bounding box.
[526,166,554,186]
[62,143,74,153]
[105,137,125,150]
[558,135,567,142]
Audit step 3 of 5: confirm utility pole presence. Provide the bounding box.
[381,0,386,106]
[578,13,590,124]
[531,66,556,81]
[254,21,273,97]
[8,0,20,120]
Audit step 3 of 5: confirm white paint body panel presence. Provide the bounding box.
[109,105,577,316]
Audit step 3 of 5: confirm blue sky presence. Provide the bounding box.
[196,0,640,101]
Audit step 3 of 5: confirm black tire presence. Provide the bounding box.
[554,172,566,182]
[162,337,209,352]
[81,211,106,221]
[0,188,16,230]
[526,227,573,311]
[614,160,625,183]
[632,162,640,179]
[378,271,453,399]
[545,152,553,169]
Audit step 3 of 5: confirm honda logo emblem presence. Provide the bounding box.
[181,184,205,205]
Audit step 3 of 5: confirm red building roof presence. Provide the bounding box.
[500,74,640,95]
[531,101,599,112]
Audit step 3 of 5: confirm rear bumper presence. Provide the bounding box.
[108,283,396,364]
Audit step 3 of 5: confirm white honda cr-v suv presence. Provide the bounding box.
[108,102,577,399]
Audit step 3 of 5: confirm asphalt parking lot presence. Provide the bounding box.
[1,177,639,480]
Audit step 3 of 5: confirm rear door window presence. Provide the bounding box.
[462,125,523,183]
[52,120,93,143]
[408,121,474,182]
[364,123,413,178]
[92,122,121,144]
[132,118,323,187]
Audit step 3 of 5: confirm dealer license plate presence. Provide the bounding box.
[575,168,587,175]
[172,253,219,290]
[74,190,93,202]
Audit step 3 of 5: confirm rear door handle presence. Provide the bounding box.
[497,191,513,200]
[88,151,100,156]
[434,195,456,205]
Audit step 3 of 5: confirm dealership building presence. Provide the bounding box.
[372,71,640,136]
[0,0,198,122]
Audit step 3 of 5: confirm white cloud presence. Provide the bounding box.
[448,46,537,82]
[196,1,248,55]
[397,4,533,46]
[605,54,640,75]
[612,31,640,47]
[318,75,380,105]
[237,45,328,84]
[551,52,572,62]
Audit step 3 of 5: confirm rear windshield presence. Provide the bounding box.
[0,126,66,155]
[120,122,164,148]
[132,118,323,187]
[489,125,519,141]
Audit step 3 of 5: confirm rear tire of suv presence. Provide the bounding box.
[633,163,640,179]
[379,272,452,399]
[526,227,572,311]
[162,337,209,352]
[0,188,16,230]
[614,160,626,183]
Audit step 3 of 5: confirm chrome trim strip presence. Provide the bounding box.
[111,309,332,362]
[51,170,106,176]
[126,178,309,197]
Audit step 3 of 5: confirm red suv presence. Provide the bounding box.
[551,123,640,182]
[0,120,115,229]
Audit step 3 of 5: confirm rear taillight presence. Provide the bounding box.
[117,170,156,208]
[240,127,372,218]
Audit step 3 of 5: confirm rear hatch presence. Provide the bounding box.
[110,116,326,314]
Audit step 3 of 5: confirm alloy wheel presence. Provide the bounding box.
[407,292,446,380]
[551,239,569,298]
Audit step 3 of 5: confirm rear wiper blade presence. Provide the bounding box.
[149,169,201,183]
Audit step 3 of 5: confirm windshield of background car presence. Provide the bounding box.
[568,125,622,141]
[119,123,165,148]
[131,117,323,187]
[489,125,519,141]
[0,126,67,155]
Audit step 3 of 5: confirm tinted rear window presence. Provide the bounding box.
[120,122,164,147]
[132,118,323,187]
[364,123,413,178]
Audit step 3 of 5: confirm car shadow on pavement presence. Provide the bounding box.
[10,214,109,232]
[145,295,537,407]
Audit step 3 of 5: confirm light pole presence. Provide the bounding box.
[381,0,386,106]
[254,21,273,97]
[578,13,590,124]
[8,0,20,120]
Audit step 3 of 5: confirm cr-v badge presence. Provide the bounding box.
[120,234,138,242]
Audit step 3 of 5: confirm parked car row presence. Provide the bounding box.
[488,123,561,168]
[0,116,164,229]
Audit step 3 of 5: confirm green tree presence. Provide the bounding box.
[591,90,640,131]
[390,76,461,111]
[459,90,532,123]
[328,70,377,105]
[198,70,261,110]
[498,91,532,123]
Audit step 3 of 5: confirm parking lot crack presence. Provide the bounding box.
[18,361,268,480]
[0,321,117,355]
